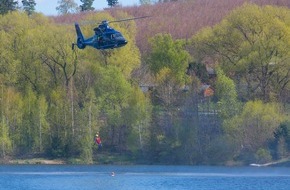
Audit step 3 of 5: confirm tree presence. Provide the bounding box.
[22,0,36,15]
[56,0,78,14]
[0,10,146,161]
[148,34,190,85]
[273,121,290,159]
[78,89,98,164]
[0,0,18,15]
[0,85,22,157]
[96,66,132,151]
[107,0,118,7]
[139,0,151,5]
[80,0,94,12]
[37,95,49,152]
[146,34,191,162]
[20,87,39,153]
[192,4,290,103]
[147,34,190,110]
[223,101,285,162]
[215,67,241,120]
[123,86,152,156]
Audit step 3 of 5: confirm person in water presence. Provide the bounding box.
[95,133,102,149]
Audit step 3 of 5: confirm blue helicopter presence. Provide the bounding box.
[72,16,149,50]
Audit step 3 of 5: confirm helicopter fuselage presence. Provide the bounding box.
[74,22,127,50]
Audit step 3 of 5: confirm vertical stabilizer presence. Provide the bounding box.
[74,22,86,49]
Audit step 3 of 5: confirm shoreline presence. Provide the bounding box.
[0,157,66,165]
[250,157,290,167]
[1,156,290,166]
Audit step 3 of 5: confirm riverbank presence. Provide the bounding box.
[0,151,136,165]
[250,157,290,167]
[1,154,290,166]
[0,157,66,165]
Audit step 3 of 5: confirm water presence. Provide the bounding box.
[0,165,289,190]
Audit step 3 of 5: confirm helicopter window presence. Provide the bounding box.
[114,33,122,38]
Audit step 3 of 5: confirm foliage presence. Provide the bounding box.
[1,2,290,165]
[148,33,190,85]
[21,0,36,15]
[0,85,21,157]
[107,0,118,7]
[215,67,241,120]
[146,33,193,164]
[0,11,151,163]
[192,3,290,102]
[273,121,290,159]
[255,148,272,164]
[223,100,285,162]
[0,0,18,15]
[80,0,94,12]
[56,0,78,14]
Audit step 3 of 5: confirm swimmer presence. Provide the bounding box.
[111,172,115,177]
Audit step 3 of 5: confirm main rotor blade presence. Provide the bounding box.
[109,16,151,23]
[79,16,151,25]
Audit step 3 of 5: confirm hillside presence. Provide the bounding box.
[1,1,290,165]
[110,0,290,53]
[53,0,290,53]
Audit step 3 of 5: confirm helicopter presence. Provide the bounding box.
[72,16,149,50]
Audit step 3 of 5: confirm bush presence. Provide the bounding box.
[255,148,272,164]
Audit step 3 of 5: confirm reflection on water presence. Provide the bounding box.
[0,165,290,190]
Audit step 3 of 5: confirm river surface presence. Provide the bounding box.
[0,165,289,190]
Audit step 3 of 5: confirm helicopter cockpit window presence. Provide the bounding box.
[114,33,122,38]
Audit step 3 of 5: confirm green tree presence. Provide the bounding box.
[107,0,118,7]
[0,0,18,15]
[215,67,241,120]
[273,121,290,159]
[47,87,72,158]
[223,100,285,162]
[146,34,191,162]
[13,19,52,94]
[0,85,23,157]
[0,10,156,163]
[21,0,36,15]
[0,120,11,157]
[80,0,94,11]
[76,87,99,163]
[37,95,49,152]
[147,34,190,130]
[56,0,78,14]
[192,4,290,102]
[95,66,133,151]
[15,87,38,153]
[255,148,272,164]
[38,25,77,88]
[124,86,152,156]
[148,34,190,85]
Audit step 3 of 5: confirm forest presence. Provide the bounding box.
[0,0,290,165]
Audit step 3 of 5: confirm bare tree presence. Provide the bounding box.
[56,0,78,14]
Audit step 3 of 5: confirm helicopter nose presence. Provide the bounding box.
[118,39,127,46]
